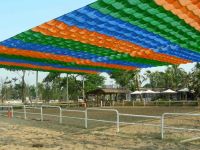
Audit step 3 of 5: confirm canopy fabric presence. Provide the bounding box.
[0,0,199,73]
[131,91,142,95]
[143,90,158,94]
[178,88,189,92]
[162,89,177,93]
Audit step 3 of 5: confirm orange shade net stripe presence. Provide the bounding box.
[0,61,98,74]
[32,20,190,65]
[155,0,200,31]
[0,46,135,70]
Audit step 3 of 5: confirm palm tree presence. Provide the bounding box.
[189,63,200,99]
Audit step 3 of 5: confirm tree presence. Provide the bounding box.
[143,65,188,90]
[189,63,200,99]
[109,70,141,91]
[42,73,105,101]
[84,74,105,92]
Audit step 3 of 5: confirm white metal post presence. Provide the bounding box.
[24,105,27,120]
[66,74,69,102]
[40,107,43,121]
[117,111,119,133]
[59,107,62,124]
[161,114,165,139]
[36,71,39,100]
[82,76,85,101]
[85,109,88,129]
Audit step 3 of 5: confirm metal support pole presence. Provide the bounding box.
[36,71,39,100]
[85,109,88,129]
[66,74,69,102]
[117,111,119,133]
[24,105,27,120]
[82,76,85,101]
[59,107,62,124]
[40,107,43,121]
[161,114,165,139]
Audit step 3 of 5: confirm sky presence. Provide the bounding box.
[0,0,196,86]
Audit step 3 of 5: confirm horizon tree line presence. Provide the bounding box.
[0,63,199,102]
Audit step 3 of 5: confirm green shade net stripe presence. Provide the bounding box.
[13,30,171,66]
[0,54,125,72]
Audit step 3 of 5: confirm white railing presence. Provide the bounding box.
[62,109,85,122]
[41,105,62,124]
[1,105,200,141]
[23,105,42,121]
[119,113,161,128]
[85,108,119,132]
[0,106,13,118]
[161,113,200,139]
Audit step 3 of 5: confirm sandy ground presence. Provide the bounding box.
[0,115,200,150]
[0,106,200,149]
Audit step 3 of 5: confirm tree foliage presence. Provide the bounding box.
[109,70,141,91]
[42,73,105,101]
[143,65,188,90]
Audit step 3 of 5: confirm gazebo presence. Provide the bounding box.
[87,88,132,105]
[162,89,177,100]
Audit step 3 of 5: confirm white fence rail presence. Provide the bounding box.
[62,109,85,122]
[119,113,161,127]
[41,105,62,124]
[85,108,119,132]
[1,105,200,140]
[161,113,200,139]
[23,105,42,120]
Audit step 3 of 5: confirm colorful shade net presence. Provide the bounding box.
[0,0,199,74]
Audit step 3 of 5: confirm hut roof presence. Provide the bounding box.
[87,88,131,95]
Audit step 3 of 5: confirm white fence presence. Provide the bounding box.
[161,113,200,139]
[100,100,199,107]
[23,106,42,120]
[1,105,200,140]
[85,108,119,132]
[119,113,161,127]
[41,105,62,124]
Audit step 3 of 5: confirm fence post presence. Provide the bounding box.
[161,113,165,139]
[132,101,134,107]
[85,109,88,129]
[59,107,62,124]
[24,105,27,120]
[143,100,146,107]
[117,111,119,133]
[100,101,103,107]
[41,107,43,121]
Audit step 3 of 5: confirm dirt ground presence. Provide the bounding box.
[0,106,200,150]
